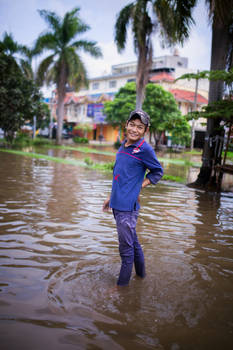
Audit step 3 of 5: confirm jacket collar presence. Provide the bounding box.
[123,137,144,148]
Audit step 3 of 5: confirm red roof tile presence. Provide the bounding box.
[150,72,175,82]
[170,88,208,105]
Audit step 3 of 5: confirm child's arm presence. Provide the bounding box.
[103,195,111,212]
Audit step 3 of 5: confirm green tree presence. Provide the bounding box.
[143,83,190,146]
[114,0,195,109]
[0,53,47,142]
[34,7,102,144]
[0,32,33,77]
[170,117,191,146]
[104,82,190,146]
[104,82,136,127]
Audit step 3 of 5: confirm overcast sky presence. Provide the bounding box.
[0,0,212,95]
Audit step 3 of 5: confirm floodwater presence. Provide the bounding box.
[0,151,233,350]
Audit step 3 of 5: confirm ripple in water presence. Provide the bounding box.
[0,152,233,349]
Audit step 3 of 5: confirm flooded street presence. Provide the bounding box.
[0,150,233,349]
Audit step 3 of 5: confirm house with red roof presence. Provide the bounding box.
[48,51,209,145]
[148,72,208,143]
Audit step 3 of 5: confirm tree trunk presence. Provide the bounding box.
[56,63,66,145]
[190,10,229,189]
[56,96,65,145]
[136,42,152,109]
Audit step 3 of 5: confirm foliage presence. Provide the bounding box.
[114,0,195,107]
[32,137,53,146]
[225,151,233,160]
[84,157,93,166]
[34,7,102,144]
[104,82,191,146]
[170,117,191,146]
[194,99,233,124]
[73,136,89,144]
[104,82,136,126]
[177,69,233,125]
[0,32,35,80]
[0,53,47,143]
[74,123,92,135]
[12,132,32,147]
[82,156,115,171]
[143,83,183,131]
[176,68,233,84]
[162,174,186,183]
[37,102,50,129]
[176,68,233,95]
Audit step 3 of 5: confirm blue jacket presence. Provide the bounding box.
[110,138,163,211]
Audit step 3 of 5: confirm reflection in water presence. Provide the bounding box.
[0,151,233,349]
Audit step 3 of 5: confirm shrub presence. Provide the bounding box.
[13,132,32,147]
[84,157,94,166]
[32,137,53,146]
[73,136,89,144]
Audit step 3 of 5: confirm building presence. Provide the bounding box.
[50,50,209,144]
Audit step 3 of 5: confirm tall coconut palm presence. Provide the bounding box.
[34,7,102,144]
[114,0,196,109]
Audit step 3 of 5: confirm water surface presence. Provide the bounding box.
[0,151,233,349]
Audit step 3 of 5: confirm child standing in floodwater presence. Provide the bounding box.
[103,109,163,286]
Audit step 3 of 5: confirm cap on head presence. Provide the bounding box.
[127,109,150,127]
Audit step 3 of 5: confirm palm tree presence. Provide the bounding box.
[114,0,195,109]
[191,0,233,188]
[34,7,102,144]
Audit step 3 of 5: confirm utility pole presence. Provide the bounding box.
[33,116,36,139]
[190,72,199,150]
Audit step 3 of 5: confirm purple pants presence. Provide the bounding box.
[113,209,146,286]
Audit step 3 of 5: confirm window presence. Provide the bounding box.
[178,61,183,66]
[92,82,99,90]
[109,80,117,88]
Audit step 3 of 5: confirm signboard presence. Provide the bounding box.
[87,103,106,123]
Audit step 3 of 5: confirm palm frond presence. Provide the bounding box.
[155,0,196,46]
[34,33,58,55]
[71,40,102,57]
[61,7,90,45]
[1,32,19,55]
[19,59,34,80]
[114,3,135,52]
[38,9,61,33]
[36,53,55,86]
[63,47,88,90]
[45,65,57,86]
[20,46,32,60]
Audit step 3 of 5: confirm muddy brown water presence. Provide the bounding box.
[0,151,233,350]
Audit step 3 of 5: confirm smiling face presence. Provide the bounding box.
[125,117,148,145]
